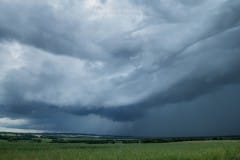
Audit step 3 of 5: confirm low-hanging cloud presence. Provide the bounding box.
[0,0,240,134]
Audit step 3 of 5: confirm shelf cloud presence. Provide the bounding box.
[0,0,240,136]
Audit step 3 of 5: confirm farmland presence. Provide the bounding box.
[0,133,240,160]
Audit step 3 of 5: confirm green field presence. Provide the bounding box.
[0,140,240,160]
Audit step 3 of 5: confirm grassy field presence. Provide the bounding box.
[0,140,240,160]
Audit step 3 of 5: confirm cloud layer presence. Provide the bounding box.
[0,0,240,136]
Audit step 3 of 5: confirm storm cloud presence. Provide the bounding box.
[0,0,240,136]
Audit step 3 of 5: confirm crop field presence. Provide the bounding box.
[0,140,240,160]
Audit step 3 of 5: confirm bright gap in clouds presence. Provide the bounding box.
[0,117,27,126]
[85,0,101,8]
[0,127,44,133]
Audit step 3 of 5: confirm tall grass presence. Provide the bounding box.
[0,140,239,160]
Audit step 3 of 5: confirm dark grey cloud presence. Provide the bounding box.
[0,1,88,59]
[0,0,240,136]
[123,84,240,137]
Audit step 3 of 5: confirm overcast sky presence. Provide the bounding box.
[0,0,240,137]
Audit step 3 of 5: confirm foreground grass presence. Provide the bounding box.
[0,140,240,160]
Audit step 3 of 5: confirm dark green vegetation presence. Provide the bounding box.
[0,133,240,160]
[1,132,240,144]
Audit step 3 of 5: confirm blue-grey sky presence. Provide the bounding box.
[0,0,240,136]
